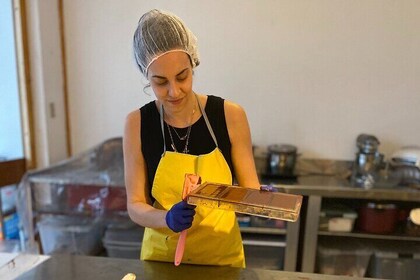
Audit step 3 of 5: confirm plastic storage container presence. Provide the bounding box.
[102,222,144,259]
[2,212,19,239]
[357,202,399,234]
[317,246,371,277]
[37,215,104,255]
[243,244,284,270]
[32,183,127,214]
[319,205,357,232]
[250,216,286,229]
[236,214,251,227]
[242,233,285,270]
[66,184,127,212]
[366,252,420,280]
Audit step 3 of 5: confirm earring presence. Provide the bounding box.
[142,83,151,96]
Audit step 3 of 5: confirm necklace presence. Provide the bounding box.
[167,123,192,153]
[164,100,197,153]
[171,126,189,141]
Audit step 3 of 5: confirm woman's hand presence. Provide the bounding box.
[260,184,278,192]
[166,201,196,232]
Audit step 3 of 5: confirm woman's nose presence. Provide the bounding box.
[168,82,180,97]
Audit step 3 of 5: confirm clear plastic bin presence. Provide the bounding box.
[37,215,104,255]
[0,239,21,253]
[366,251,420,280]
[242,232,285,270]
[317,246,371,277]
[244,244,284,270]
[102,222,144,259]
[104,243,140,259]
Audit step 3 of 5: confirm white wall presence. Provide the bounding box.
[25,0,68,167]
[63,0,420,160]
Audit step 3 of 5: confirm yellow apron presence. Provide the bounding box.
[140,96,245,267]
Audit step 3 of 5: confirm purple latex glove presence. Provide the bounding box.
[260,184,278,192]
[165,200,196,233]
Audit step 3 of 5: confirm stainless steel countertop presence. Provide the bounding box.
[255,157,419,201]
[261,175,420,201]
[14,254,379,280]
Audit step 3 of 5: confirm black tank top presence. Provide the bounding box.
[140,95,234,200]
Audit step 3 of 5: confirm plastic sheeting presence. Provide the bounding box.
[16,137,126,252]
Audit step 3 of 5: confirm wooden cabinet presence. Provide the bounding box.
[0,158,26,240]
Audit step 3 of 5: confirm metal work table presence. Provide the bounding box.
[277,175,420,201]
[263,174,420,273]
[13,254,378,280]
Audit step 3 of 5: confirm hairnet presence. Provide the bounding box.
[133,9,200,77]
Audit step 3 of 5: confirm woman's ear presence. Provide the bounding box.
[143,83,152,96]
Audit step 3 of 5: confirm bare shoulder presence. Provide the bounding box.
[125,109,141,125]
[124,109,141,148]
[125,109,141,134]
[223,98,251,144]
[224,99,247,123]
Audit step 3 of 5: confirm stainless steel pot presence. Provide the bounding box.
[389,146,420,185]
[266,144,297,176]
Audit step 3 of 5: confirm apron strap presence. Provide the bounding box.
[196,94,218,148]
[159,94,219,154]
[159,104,166,155]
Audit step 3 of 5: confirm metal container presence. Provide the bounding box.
[351,134,384,188]
[389,146,420,185]
[406,208,420,237]
[356,134,380,154]
[353,152,384,175]
[266,144,297,176]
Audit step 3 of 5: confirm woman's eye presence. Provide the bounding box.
[177,74,188,81]
[155,80,167,86]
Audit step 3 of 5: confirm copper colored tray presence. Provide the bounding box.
[185,181,302,222]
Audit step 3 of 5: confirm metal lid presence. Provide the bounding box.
[390,146,420,168]
[268,144,297,154]
[366,202,397,210]
[356,134,380,153]
[409,208,420,225]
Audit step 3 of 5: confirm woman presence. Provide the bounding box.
[123,9,260,267]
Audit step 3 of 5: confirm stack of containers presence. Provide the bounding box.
[366,252,420,279]
[102,220,144,259]
[37,215,104,255]
[317,245,371,277]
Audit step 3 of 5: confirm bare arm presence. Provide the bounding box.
[123,109,168,228]
[224,100,260,189]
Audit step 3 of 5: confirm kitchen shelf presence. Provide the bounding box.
[318,230,420,242]
[241,230,286,247]
[240,226,286,235]
[261,172,420,274]
[242,239,286,247]
[238,218,300,272]
[299,193,420,274]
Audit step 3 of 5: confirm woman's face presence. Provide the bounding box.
[147,51,194,113]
